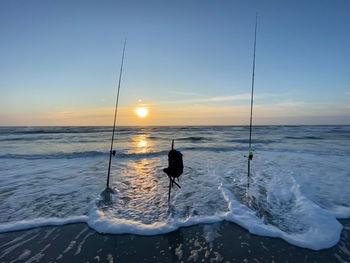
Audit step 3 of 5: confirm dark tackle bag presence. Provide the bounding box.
[164,149,183,178]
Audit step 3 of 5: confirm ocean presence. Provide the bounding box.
[0,126,349,250]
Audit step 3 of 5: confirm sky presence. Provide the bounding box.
[1,0,350,126]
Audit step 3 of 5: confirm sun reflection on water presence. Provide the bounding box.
[104,133,171,223]
[138,139,147,148]
[108,157,168,223]
[135,135,150,153]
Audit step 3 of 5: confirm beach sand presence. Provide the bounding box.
[1,220,349,263]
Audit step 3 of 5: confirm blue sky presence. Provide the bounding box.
[1,0,349,125]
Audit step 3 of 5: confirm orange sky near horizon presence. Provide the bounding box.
[2,100,349,126]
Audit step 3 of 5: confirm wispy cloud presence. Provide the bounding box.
[164,93,277,105]
[165,93,251,105]
[192,94,252,103]
[345,92,350,96]
[169,90,198,96]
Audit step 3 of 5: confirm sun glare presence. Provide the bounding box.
[136,107,148,118]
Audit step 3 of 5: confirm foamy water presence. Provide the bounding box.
[0,126,349,250]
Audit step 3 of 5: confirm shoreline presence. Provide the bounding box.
[1,219,349,262]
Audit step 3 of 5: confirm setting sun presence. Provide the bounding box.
[135,107,148,118]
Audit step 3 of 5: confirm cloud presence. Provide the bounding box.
[162,92,280,106]
[193,94,252,103]
[165,93,252,105]
[345,92,350,96]
[169,90,198,96]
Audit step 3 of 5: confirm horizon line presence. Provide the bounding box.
[1,124,350,128]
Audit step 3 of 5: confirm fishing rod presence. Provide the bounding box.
[106,40,126,189]
[247,15,258,191]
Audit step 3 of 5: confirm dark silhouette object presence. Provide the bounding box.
[163,140,183,201]
[247,14,258,192]
[106,40,126,190]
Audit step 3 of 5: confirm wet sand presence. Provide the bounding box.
[1,220,349,263]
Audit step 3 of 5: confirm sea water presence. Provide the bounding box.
[0,126,349,250]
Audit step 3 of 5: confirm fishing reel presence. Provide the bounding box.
[249,151,253,160]
[244,152,254,160]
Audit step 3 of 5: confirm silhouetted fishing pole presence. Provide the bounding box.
[106,40,126,189]
[246,15,258,191]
